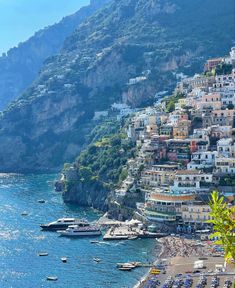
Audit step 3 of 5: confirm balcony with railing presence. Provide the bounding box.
[177,182,197,188]
[200,181,212,188]
[145,209,176,222]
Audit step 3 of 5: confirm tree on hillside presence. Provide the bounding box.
[208,191,235,264]
[214,63,233,75]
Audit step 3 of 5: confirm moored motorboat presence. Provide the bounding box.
[57,224,101,237]
[38,252,48,257]
[40,218,89,231]
[47,276,58,281]
[93,258,101,263]
[38,199,46,203]
[118,267,133,271]
[128,236,138,240]
[116,263,136,269]
[21,211,28,216]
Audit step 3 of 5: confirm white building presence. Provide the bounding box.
[111,103,130,110]
[171,170,213,193]
[225,47,235,66]
[215,157,235,174]
[187,151,218,170]
[217,138,235,157]
[93,111,108,120]
[220,90,235,107]
[128,76,147,85]
[214,69,235,89]
[192,128,210,141]
[168,114,182,126]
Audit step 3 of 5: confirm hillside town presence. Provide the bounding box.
[111,47,235,233]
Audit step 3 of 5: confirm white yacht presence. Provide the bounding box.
[40,218,89,231]
[57,224,101,237]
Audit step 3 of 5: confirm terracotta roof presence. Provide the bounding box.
[207,57,223,62]
[150,193,195,202]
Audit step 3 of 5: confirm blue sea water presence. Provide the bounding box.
[0,174,158,288]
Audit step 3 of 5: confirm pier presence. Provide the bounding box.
[97,215,168,241]
[103,224,161,241]
[103,225,139,240]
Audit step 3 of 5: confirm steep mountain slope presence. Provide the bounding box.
[0,0,234,172]
[0,0,110,110]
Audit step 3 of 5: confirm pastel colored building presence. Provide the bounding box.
[144,191,195,222]
[181,202,211,224]
[204,57,223,71]
[203,109,235,127]
[173,120,191,139]
[166,139,191,164]
[141,165,177,188]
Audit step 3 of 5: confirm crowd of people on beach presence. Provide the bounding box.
[161,236,210,258]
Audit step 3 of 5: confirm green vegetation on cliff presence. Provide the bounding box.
[219,175,235,186]
[164,91,185,112]
[205,63,233,77]
[64,119,136,191]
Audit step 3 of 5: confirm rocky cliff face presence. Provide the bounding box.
[0,0,234,172]
[0,0,110,110]
[63,181,109,211]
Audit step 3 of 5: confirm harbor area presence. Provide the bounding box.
[97,215,166,240]
[103,224,162,240]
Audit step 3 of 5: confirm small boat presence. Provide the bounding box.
[116,263,136,269]
[21,212,28,216]
[128,236,138,240]
[47,276,58,281]
[38,199,46,203]
[90,240,99,244]
[93,258,101,263]
[130,261,142,267]
[118,267,132,271]
[61,257,67,263]
[38,252,48,257]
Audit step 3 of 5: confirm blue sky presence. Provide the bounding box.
[0,0,89,55]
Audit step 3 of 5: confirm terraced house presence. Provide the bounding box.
[135,48,235,230]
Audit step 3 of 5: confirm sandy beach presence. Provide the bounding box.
[134,236,235,288]
[158,236,211,258]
